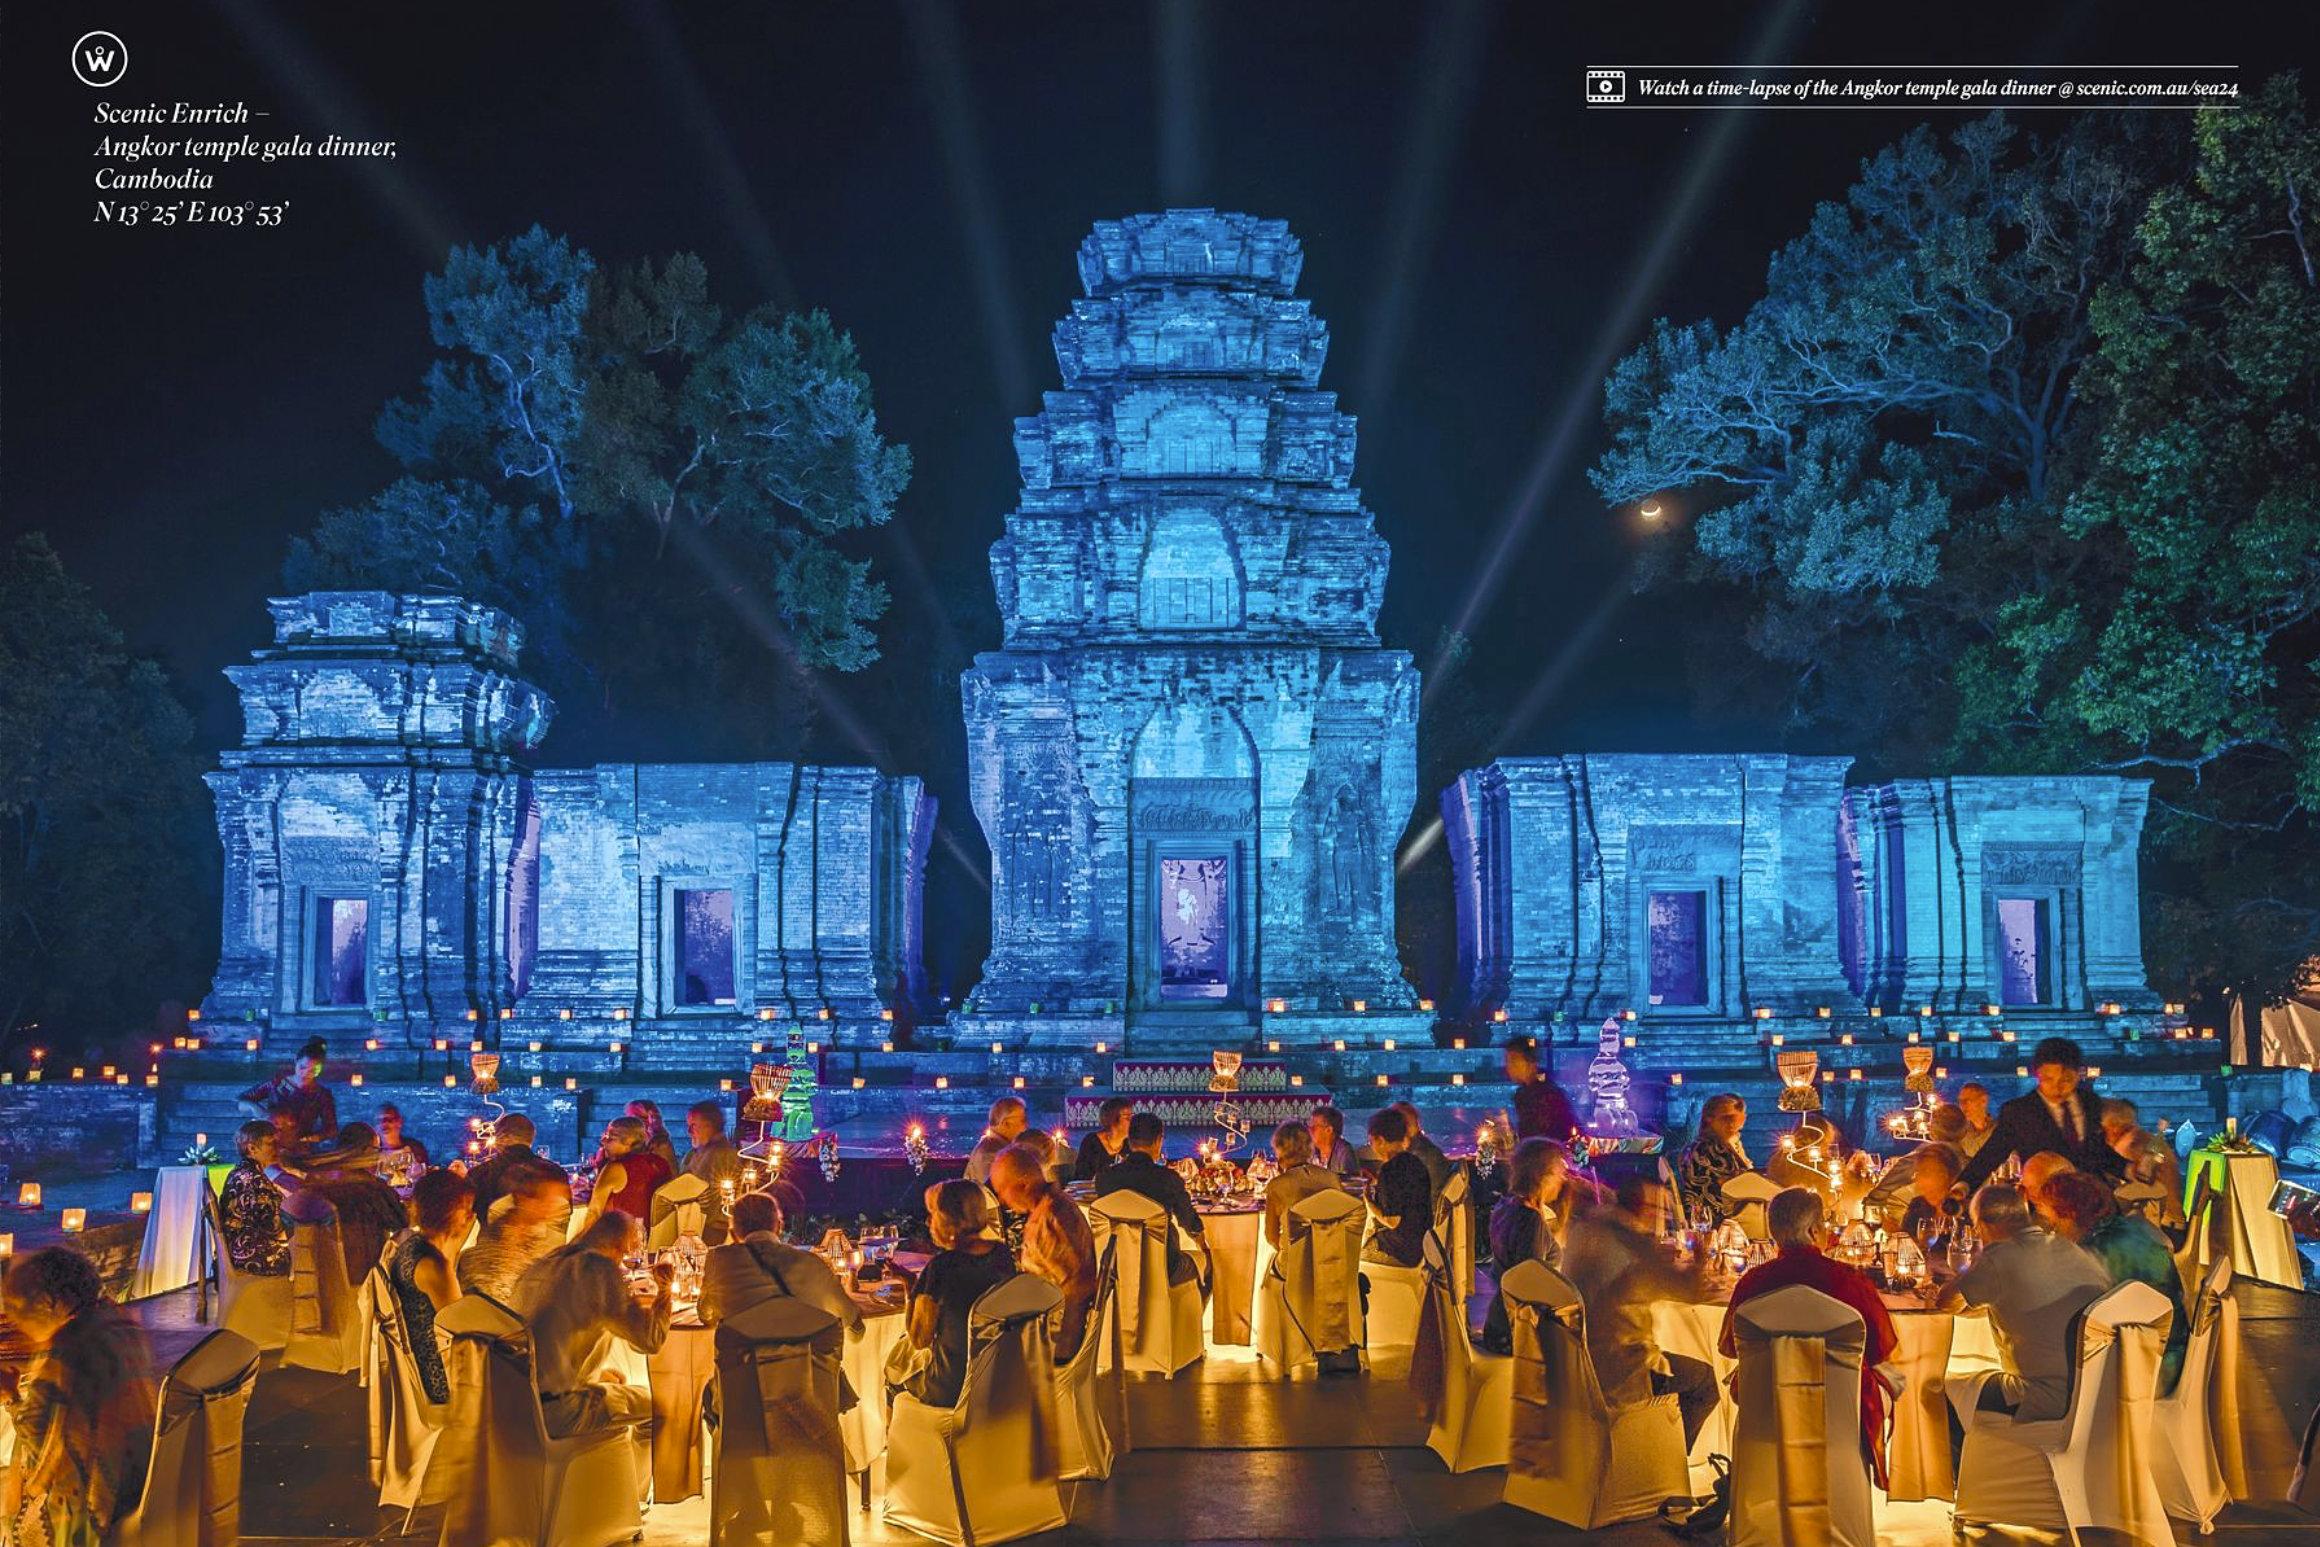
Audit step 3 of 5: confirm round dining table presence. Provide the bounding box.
[1652,1288,2001,1503]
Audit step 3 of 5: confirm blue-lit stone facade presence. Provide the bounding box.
[204,593,931,1057]
[1446,754,2160,1034]
[958,211,1422,1047]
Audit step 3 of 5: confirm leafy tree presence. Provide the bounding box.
[1956,77,2320,1005]
[293,226,911,754]
[0,536,215,1054]
[1593,82,2320,1006]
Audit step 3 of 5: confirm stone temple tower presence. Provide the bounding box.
[958,210,1423,1051]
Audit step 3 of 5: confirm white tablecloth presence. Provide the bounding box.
[130,1166,213,1300]
[2188,1150,2304,1288]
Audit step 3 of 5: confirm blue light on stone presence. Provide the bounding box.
[955,210,1424,1049]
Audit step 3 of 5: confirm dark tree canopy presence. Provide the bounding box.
[289,226,912,757]
[1593,78,2320,1007]
[0,535,215,1051]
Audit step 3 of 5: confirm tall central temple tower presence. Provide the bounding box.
[958,210,1423,1049]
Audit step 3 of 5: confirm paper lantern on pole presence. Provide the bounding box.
[1902,1043,1936,1094]
[1775,1048,1823,1112]
[743,1062,792,1122]
[468,1051,500,1096]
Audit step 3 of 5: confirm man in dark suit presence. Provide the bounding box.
[1956,1037,2125,1194]
[1094,1112,1208,1290]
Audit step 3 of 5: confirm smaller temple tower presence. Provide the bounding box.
[205,593,553,1045]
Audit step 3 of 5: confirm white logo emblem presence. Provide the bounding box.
[73,30,128,88]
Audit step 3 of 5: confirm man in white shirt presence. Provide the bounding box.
[962,1096,1028,1185]
[1936,1184,2109,1421]
[699,1191,862,1349]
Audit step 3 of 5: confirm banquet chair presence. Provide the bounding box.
[1086,1191,1203,1376]
[650,1173,711,1248]
[708,1297,850,1547]
[1953,1279,2175,1547]
[1056,1247,1127,1480]
[1417,1232,1510,1473]
[1728,1285,1875,1547]
[1362,1254,1429,1380]
[1252,1189,1364,1377]
[430,1295,643,1547]
[1720,1172,1785,1242]
[1498,1259,1689,1529]
[884,1272,1069,1547]
[1433,1169,1475,1304]
[2152,1257,2235,1530]
[366,1265,451,1528]
[109,1328,263,1547]
[201,1183,292,1354]
[283,1214,365,1376]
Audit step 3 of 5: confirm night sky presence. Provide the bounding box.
[3,1,2306,992]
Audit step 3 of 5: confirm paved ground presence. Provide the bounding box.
[111,1281,2320,1545]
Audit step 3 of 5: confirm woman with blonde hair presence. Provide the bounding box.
[899,1180,1017,1407]
[585,1114,673,1226]
[1,1247,158,1547]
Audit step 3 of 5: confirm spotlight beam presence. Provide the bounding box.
[1152,0,1209,205]
[1423,0,1810,708]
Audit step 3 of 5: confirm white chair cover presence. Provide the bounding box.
[365,1265,450,1524]
[883,1272,1068,1547]
[1721,1172,1785,1241]
[110,1329,263,1547]
[1362,1258,1429,1379]
[1433,1170,1475,1303]
[649,1174,710,1249]
[1416,1233,1511,1473]
[2152,1257,2233,1530]
[203,1184,291,1354]
[283,1217,364,1375]
[1954,1279,2175,1547]
[1253,1190,1365,1376]
[1729,1285,1874,1547]
[708,1297,848,1547]
[1499,1260,1689,1528]
[429,1294,643,1547]
[1086,1192,1203,1376]
[1055,1249,1126,1480]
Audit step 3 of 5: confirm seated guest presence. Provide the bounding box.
[1958,1083,1998,1157]
[1481,1138,1566,1354]
[220,1118,293,1277]
[1308,1106,1356,1175]
[300,1122,415,1282]
[1075,1097,1134,1181]
[682,1100,746,1244]
[901,1182,1018,1408]
[386,1171,476,1404]
[2102,1099,2187,1233]
[459,1166,573,1305]
[467,1113,565,1221]
[1361,1107,1434,1268]
[1505,1034,1579,1142]
[375,1103,430,1192]
[1390,1101,1456,1197]
[237,1036,339,1156]
[1095,1112,1208,1289]
[990,1144,1097,1362]
[1934,1184,2110,1420]
[516,1210,671,1437]
[964,1096,1029,1186]
[993,1129,1060,1253]
[624,1099,679,1170]
[1676,1092,1752,1224]
[585,1115,673,1227]
[1262,1120,1347,1250]
[1956,1038,2125,1195]
[1861,1106,1969,1225]
[699,1191,861,1346]
[1720,1187,1902,1486]
[0,1246,158,1546]
[2017,1150,2077,1204]
[2036,1170,2190,1394]
[1563,1171,1725,1449]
